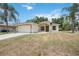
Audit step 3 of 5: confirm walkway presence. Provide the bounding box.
[0,32,47,40]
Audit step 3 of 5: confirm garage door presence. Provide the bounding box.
[17,25,31,33]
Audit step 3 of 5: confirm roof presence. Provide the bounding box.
[39,21,60,25]
[0,24,16,28]
[17,21,60,26]
[17,22,38,26]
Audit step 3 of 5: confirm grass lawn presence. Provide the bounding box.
[0,32,79,56]
[0,32,14,35]
[0,32,8,35]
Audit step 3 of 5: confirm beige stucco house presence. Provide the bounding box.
[16,21,59,33]
[0,21,59,33]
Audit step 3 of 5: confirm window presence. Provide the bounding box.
[52,26,56,30]
[41,26,44,31]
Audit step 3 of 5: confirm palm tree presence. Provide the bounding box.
[0,3,18,32]
[63,3,79,33]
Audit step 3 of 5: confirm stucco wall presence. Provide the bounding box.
[17,23,39,33]
[17,22,59,33]
[49,24,59,32]
[31,23,39,33]
[17,25,31,33]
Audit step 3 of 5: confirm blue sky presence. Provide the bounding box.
[9,3,72,22]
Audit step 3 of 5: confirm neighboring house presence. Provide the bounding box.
[0,21,59,33]
[17,21,59,33]
[0,24,16,32]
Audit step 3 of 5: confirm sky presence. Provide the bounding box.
[2,3,72,23]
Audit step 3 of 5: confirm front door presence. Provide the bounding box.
[46,26,49,32]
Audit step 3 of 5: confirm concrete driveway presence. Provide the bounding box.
[0,33,31,40]
[0,32,47,40]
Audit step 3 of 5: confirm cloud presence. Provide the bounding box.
[22,4,33,10]
[51,8,62,18]
[35,9,62,22]
[25,3,36,6]
[51,13,61,18]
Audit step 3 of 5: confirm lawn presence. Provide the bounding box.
[0,32,79,56]
[0,32,8,35]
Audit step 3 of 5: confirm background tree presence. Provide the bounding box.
[52,16,70,31]
[63,3,79,33]
[0,3,19,32]
[26,16,48,23]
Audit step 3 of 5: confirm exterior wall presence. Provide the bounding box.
[31,23,38,33]
[17,23,39,33]
[16,22,59,33]
[39,24,47,32]
[0,26,16,32]
[49,25,52,32]
[49,24,59,32]
[17,25,31,33]
[38,22,50,32]
[56,25,59,31]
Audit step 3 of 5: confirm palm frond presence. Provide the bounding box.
[8,5,19,16]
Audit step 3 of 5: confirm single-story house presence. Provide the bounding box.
[16,21,59,33]
[0,21,59,33]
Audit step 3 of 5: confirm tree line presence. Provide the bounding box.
[26,16,48,23]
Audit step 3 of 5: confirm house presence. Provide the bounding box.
[0,21,59,33]
[17,21,59,33]
[0,24,16,32]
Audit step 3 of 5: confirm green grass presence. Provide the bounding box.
[0,32,9,35]
[0,32,13,35]
[0,32,79,56]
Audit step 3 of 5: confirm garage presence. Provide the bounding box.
[17,24,32,33]
[17,23,38,33]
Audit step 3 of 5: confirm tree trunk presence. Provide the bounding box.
[71,19,75,33]
[4,10,9,33]
[5,18,9,33]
